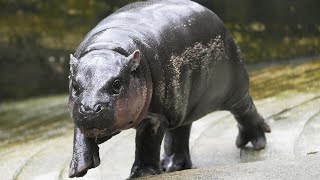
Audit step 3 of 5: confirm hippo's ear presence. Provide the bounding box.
[70,54,78,66]
[69,54,78,76]
[127,50,140,72]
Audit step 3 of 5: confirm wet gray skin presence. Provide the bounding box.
[68,0,270,178]
[1,60,320,179]
[69,50,146,135]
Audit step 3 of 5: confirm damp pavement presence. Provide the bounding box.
[0,59,320,180]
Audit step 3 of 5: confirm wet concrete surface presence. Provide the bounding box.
[139,154,320,180]
[0,60,319,180]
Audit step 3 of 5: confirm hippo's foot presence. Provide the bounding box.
[69,127,101,178]
[68,146,100,178]
[236,122,271,150]
[161,152,192,172]
[129,165,162,179]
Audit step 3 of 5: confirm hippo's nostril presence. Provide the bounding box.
[79,104,102,115]
[94,104,102,113]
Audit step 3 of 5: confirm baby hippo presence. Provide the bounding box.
[68,0,271,178]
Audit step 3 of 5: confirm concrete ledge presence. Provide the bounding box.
[140,154,320,180]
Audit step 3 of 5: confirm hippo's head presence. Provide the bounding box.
[68,50,148,138]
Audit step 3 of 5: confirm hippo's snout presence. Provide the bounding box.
[72,99,115,132]
[79,103,104,115]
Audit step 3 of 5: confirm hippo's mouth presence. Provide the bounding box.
[81,128,120,138]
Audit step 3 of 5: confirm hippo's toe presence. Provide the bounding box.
[236,122,271,150]
[129,165,162,179]
[161,153,192,172]
[68,152,100,178]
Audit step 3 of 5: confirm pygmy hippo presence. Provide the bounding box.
[68,0,271,178]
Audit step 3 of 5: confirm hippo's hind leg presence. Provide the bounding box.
[161,123,192,172]
[130,113,168,179]
[229,93,271,150]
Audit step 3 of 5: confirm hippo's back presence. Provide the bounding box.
[75,0,223,55]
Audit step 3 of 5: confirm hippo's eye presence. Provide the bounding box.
[72,81,82,95]
[112,79,123,94]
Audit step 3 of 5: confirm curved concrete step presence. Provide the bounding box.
[139,154,320,180]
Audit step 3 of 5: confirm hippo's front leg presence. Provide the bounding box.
[130,113,168,179]
[69,126,100,178]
